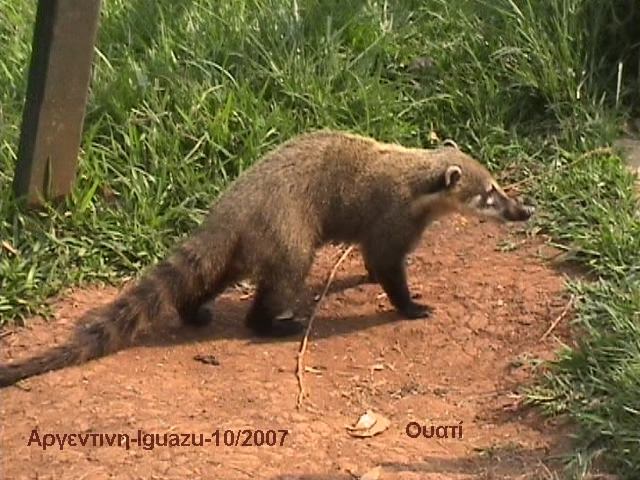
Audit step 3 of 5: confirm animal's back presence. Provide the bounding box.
[215,130,423,244]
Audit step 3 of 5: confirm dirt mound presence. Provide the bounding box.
[0,215,574,479]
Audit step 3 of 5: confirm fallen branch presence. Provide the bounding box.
[540,295,575,341]
[296,245,354,409]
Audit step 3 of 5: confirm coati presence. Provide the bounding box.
[0,130,534,387]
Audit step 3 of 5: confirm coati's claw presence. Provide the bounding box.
[274,309,296,321]
[401,301,433,319]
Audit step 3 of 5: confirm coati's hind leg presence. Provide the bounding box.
[363,237,432,319]
[180,290,224,327]
[179,300,212,327]
[362,258,378,284]
[245,282,306,337]
[180,275,234,327]
[246,255,313,338]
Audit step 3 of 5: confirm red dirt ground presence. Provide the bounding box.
[1,214,576,479]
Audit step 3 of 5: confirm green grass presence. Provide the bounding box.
[1,0,639,477]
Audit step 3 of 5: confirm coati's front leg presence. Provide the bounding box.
[373,258,432,318]
[363,241,432,319]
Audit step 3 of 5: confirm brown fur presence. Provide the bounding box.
[0,130,533,387]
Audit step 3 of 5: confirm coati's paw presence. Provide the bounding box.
[269,318,306,337]
[400,301,433,319]
[249,317,306,338]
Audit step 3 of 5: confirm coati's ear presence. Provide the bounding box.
[444,165,462,188]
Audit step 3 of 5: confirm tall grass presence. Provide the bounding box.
[1,0,639,476]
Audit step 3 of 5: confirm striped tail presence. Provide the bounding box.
[0,228,236,388]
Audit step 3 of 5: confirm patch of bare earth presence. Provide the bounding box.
[1,215,576,479]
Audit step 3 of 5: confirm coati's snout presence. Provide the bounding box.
[467,181,535,222]
[443,164,535,222]
[501,195,535,221]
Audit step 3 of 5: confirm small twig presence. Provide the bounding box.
[296,245,354,409]
[0,330,15,339]
[540,295,575,341]
[616,61,623,108]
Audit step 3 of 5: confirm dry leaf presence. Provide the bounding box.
[360,466,382,480]
[346,410,390,438]
[351,410,377,430]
